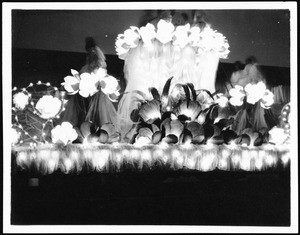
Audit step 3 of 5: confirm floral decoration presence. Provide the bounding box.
[115,19,230,60]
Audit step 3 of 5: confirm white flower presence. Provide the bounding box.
[215,93,228,108]
[156,19,175,44]
[93,67,107,81]
[13,92,29,110]
[198,26,216,52]
[245,81,266,104]
[261,89,274,109]
[268,126,289,145]
[115,34,130,59]
[79,72,99,98]
[229,85,246,106]
[139,23,156,47]
[197,25,230,59]
[100,75,119,95]
[11,127,21,145]
[51,122,78,145]
[123,26,140,48]
[188,26,201,47]
[35,95,62,119]
[61,70,80,94]
[173,24,190,48]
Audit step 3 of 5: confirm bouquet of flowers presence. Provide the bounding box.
[127,78,289,147]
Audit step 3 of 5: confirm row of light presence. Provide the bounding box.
[14,144,290,175]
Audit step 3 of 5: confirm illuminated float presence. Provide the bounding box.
[11,20,291,174]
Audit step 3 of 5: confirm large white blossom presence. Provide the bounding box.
[13,92,29,110]
[78,72,99,97]
[229,85,246,106]
[61,69,80,94]
[268,126,289,145]
[173,24,190,48]
[188,26,201,47]
[115,34,130,59]
[100,75,119,95]
[244,81,266,104]
[215,93,228,108]
[156,19,175,44]
[35,95,62,119]
[51,122,78,145]
[261,89,274,109]
[197,26,230,59]
[139,23,156,47]
[123,26,140,48]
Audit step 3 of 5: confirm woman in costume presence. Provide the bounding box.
[61,37,119,130]
[116,10,229,140]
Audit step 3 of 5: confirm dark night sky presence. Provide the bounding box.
[12,9,290,67]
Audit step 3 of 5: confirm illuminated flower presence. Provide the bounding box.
[61,69,80,94]
[215,93,228,108]
[260,89,274,109]
[13,92,29,110]
[79,72,99,97]
[100,75,119,95]
[51,122,78,145]
[11,127,21,145]
[212,32,230,59]
[138,100,161,123]
[197,26,230,59]
[156,19,175,44]
[244,81,266,104]
[175,100,202,121]
[198,26,216,52]
[188,26,201,47]
[139,23,156,47]
[123,26,140,48]
[229,85,246,106]
[93,67,107,80]
[115,34,130,59]
[35,95,62,119]
[268,126,289,145]
[173,23,190,48]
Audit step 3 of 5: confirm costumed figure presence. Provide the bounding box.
[116,10,230,140]
[61,37,119,130]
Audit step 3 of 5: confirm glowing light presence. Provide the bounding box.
[281,152,290,165]
[141,149,152,162]
[37,81,42,85]
[63,158,74,173]
[46,82,51,86]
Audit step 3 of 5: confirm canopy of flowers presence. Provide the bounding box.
[115,19,230,60]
